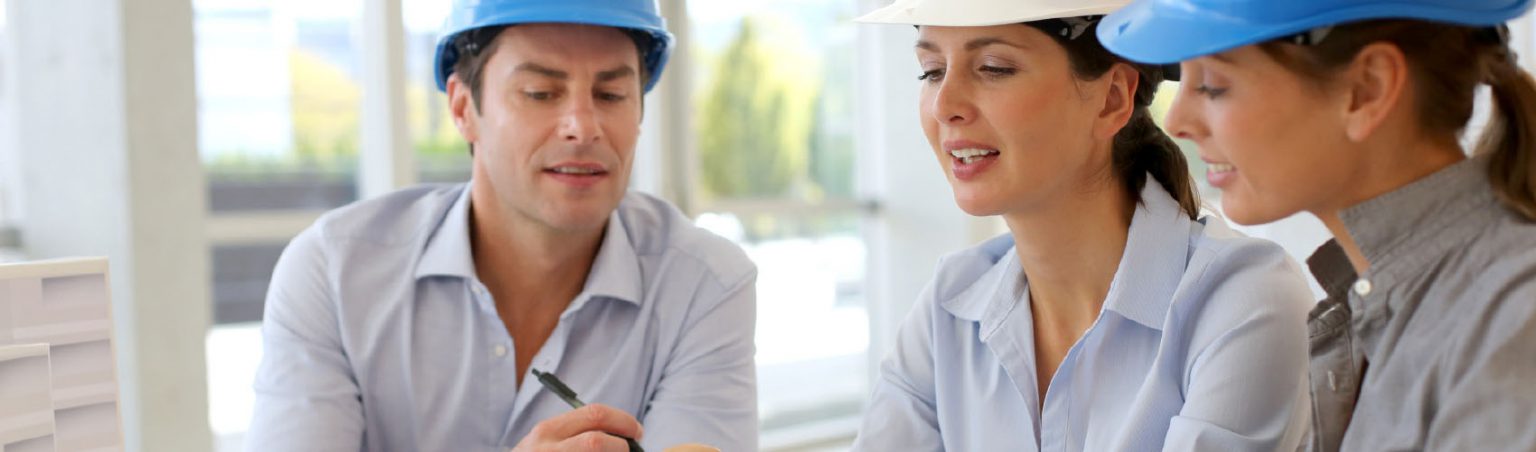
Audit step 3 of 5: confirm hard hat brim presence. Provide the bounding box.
[1100,0,1532,64]
[854,2,1122,27]
[433,8,675,93]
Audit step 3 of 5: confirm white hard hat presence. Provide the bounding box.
[855,0,1131,27]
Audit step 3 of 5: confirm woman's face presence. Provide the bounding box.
[1164,45,1359,225]
[915,24,1121,217]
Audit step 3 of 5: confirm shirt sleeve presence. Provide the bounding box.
[1425,276,1536,449]
[244,226,365,452]
[1163,241,1314,452]
[636,269,759,452]
[851,280,943,452]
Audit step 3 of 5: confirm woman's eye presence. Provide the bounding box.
[1194,84,1228,99]
[979,65,1017,76]
[524,91,553,101]
[917,69,944,82]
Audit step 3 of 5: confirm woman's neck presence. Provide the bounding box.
[1004,180,1136,322]
[1311,133,1466,274]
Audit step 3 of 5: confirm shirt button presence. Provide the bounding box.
[1353,278,1373,296]
[493,345,508,357]
[473,285,487,296]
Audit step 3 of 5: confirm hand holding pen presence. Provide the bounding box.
[532,369,646,452]
[508,368,645,452]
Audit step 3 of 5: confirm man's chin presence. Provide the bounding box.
[539,204,619,232]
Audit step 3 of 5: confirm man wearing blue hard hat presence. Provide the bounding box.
[1099,0,1536,451]
[246,1,757,451]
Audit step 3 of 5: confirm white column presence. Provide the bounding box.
[359,0,416,199]
[648,0,695,212]
[0,1,18,243]
[6,0,212,450]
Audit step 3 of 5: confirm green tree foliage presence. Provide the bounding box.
[697,17,822,200]
[290,49,359,162]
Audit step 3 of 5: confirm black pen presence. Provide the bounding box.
[531,368,645,452]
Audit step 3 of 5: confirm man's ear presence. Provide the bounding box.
[1095,63,1140,140]
[447,73,479,145]
[1340,42,1410,143]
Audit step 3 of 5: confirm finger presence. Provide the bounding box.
[535,404,643,441]
[559,430,630,452]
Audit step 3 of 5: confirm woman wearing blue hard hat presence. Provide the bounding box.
[1099,0,1536,450]
[851,0,1315,450]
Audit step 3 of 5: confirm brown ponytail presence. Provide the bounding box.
[1027,19,1202,220]
[1476,50,1536,220]
[1260,20,1536,221]
[1116,96,1201,220]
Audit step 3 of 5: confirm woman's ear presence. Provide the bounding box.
[1340,42,1410,142]
[1096,63,1141,140]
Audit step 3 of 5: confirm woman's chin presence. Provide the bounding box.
[953,195,1005,217]
[1219,195,1296,226]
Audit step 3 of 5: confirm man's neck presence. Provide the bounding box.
[468,184,606,311]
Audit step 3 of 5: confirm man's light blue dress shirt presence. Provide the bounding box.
[853,181,1314,451]
[245,184,758,451]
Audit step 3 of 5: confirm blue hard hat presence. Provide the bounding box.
[433,0,675,93]
[1098,0,1533,64]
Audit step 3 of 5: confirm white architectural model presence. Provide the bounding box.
[0,258,123,452]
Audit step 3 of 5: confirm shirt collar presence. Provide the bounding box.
[1336,156,1498,284]
[574,210,644,307]
[415,184,645,307]
[940,235,1022,330]
[416,184,477,280]
[1305,239,1356,302]
[1101,179,1193,330]
[941,177,1192,331]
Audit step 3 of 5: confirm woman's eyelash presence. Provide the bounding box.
[1194,85,1228,98]
[979,66,1016,76]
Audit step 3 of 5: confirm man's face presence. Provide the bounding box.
[449,23,643,235]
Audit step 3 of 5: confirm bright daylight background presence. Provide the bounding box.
[0,0,1527,450]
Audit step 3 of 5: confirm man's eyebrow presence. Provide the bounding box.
[596,66,636,82]
[514,62,567,79]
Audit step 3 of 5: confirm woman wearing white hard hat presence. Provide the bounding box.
[852,0,1314,450]
[1099,0,1536,450]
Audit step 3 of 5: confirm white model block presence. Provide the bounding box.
[0,344,56,452]
[0,259,121,452]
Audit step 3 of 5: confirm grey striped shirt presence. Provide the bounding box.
[1305,155,1536,451]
